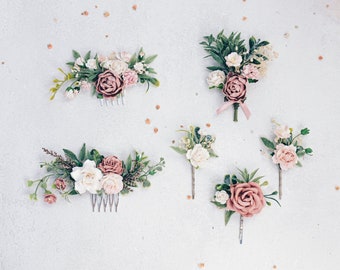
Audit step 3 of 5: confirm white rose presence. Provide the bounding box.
[274,125,291,139]
[71,160,103,194]
[75,57,85,66]
[225,52,243,67]
[101,173,123,195]
[186,144,210,168]
[215,190,229,204]
[207,70,225,87]
[133,62,145,74]
[85,59,97,70]
[108,60,128,75]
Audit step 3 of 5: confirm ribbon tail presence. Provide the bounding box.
[240,103,251,119]
[216,101,234,115]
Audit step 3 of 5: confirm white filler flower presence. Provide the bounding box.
[186,144,210,168]
[215,190,229,204]
[207,70,225,87]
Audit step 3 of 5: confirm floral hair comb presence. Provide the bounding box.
[261,121,313,199]
[50,48,159,106]
[212,168,279,244]
[27,144,165,212]
[171,126,217,199]
[200,31,276,121]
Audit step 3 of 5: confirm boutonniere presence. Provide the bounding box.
[171,126,217,199]
[50,48,159,105]
[261,121,313,199]
[27,144,165,212]
[212,168,279,244]
[200,31,277,121]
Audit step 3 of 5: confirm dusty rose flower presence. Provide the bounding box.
[123,69,138,87]
[44,194,57,204]
[272,144,298,170]
[101,173,123,194]
[227,182,265,217]
[54,178,66,191]
[95,70,125,98]
[222,74,247,102]
[98,156,123,175]
[242,64,260,80]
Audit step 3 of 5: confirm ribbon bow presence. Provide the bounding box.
[216,101,251,120]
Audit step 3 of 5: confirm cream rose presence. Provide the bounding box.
[101,173,124,195]
[71,160,103,194]
[215,190,229,204]
[274,125,291,139]
[225,52,243,67]
[75,57,85,66]
[85,59,97,70]
[134,62,145,74]
[186,144,210,168]
[207,70,225,87]
[272,144,298,170]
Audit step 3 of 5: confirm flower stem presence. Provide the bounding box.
[239,215,244,244]
[278,166,282,200]
[233,103,239,122]
[191,165,195,199]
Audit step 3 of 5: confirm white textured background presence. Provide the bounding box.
[1,0,340,269]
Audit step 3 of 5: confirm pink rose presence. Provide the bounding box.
[98,156,124,175]
[227,182,265,217]
[242,64,260,80]
[54,178,66,191]
[123,69,138,87]
[272,144,298,170]
[95,70,125,98]
[101,173,124,194]
[222,74,247,102]
[44,194,57,204]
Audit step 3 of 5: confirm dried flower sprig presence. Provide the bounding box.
[261,121,313,199]
[50,48,159,103]
[171,126,217,199]
[201,31,276,121]
[27,144,165,212]
[212,168,279,244]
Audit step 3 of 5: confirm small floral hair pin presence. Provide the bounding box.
[171,126,217,199]
[212,168,279,244]
[200,31,277,121]
[261,121,313,199]
[50,48,159,106]
[27,144,165,212]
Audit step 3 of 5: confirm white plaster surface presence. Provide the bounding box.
[1,0,340,269]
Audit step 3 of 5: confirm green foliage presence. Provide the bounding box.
[225,210,235,226]
[300,128,310,135]
[261,137,275,150]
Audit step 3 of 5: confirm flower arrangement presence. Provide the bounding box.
[212,168,279,244]
[171,126,217,199]
[200,31,276,121]
[27,144,165,212]
[261,121,313,199]
[50,48,159,104]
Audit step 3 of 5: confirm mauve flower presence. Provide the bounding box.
[44,194,57,204]
[242,64,260,80]
[123,69,138,87]
[101,173,124,194]
[222,74,247,102]
[225,52,243,67]
[95,70,125,98]
[272,144,298,170]
[227,182,265,217]
[54,178,66,191]
[98,156,124,175]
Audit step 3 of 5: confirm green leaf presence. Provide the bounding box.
[224,175,230,185]
[301,128,310,135]
[63,149,81,164]
[305,148,313,154]
[249,37,256,49]
[143,180,151,187]
[29,193,37,201]
[225,210,235,226]
[149,78,160,87]
[72,50,81,59]
[211,200,226,208]
[258,41,270,47]
[207,66,224,71]
[296,161,302,167]
[143,55,157,64]
[261,137,276,150]
[170,146,187,155]
[249,168,259,181]
[84,51,91,61]
[79,143,86,161]
[68,190,79,195]
[125,155,132,172]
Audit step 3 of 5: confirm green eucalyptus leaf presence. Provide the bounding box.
[79,144,86,161]
[63,149,81,164]
[170,146,187,155]
[261,137,276,150]
[225,210,235,226]
[143,180,151,187]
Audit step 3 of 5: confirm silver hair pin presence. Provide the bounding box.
[91,194,120,212]
[239,215,244,244]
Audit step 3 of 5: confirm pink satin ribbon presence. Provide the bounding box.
[216,101,251,119]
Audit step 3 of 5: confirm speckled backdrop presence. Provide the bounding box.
[0,0,339,269]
